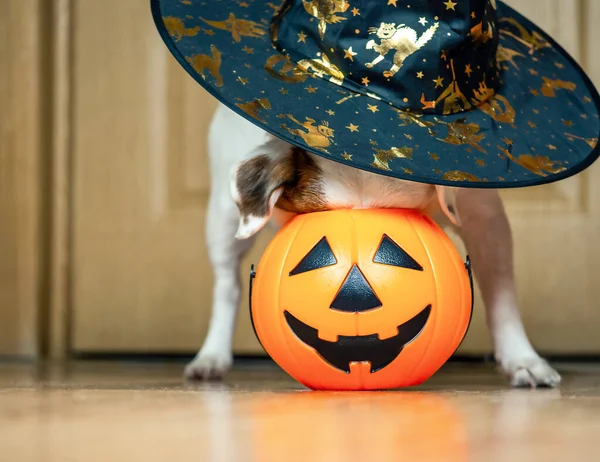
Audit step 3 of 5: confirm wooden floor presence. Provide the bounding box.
[2,360,600,462]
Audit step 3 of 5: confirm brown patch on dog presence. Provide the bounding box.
[276,148,328,214]
[234,147,326,220]
[235,154,280,218]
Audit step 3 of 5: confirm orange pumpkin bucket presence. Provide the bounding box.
[250,208,473,391]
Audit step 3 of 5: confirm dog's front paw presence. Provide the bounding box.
[497,354,561,388]
[184,348,233,381]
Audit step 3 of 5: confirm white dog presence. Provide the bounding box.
[184,103,561,388]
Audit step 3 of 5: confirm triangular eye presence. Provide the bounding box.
[289,237,337,276]
[373,234,423,271]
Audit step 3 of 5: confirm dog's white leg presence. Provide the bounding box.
[438,187,561,388]
[184,192,255,380]
[185,104,306,379]
[184,104,266,380]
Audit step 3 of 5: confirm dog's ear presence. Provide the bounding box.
[231,141,296,239]
[435,185,461,226]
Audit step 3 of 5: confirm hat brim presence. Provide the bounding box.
[151,0,600,188]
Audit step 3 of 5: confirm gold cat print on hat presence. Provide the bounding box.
[283,115,335,150]
[235,98,272,122]
[185,45,223,87]
[365,22,439,78]
[163,17,200,41]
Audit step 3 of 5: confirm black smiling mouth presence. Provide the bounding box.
[284,305,431,373]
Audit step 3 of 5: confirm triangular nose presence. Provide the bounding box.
[330,264,382,313]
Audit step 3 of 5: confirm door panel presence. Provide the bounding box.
[71,0,215,351]
[68,0,269,353]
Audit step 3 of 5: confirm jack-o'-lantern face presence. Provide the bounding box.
[250,209,473,391]
[284,234,432,373]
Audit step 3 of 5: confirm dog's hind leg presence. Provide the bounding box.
[446,188,561,388]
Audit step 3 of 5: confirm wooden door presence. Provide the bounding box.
[63,0,600,356]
